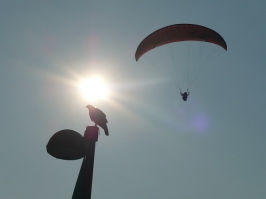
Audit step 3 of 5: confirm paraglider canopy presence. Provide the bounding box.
[135,23,227,94]
[135,24,227,61]
[46,129,87,160]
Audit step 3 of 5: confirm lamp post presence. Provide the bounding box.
[47,126,99,199]
[47,105,108,199]
[72,126,99,199]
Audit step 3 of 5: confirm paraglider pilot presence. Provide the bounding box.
[180,89,190,101]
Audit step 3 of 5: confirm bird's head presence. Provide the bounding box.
[86,105,95,110]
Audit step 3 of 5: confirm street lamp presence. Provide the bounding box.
[47,106,108,199]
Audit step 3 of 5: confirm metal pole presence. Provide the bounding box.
[72,126,99,199]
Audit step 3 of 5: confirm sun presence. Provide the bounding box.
[78,77,109,101]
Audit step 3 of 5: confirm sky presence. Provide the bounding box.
[0,1,266,198]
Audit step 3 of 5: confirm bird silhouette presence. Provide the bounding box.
[86,105,109,136]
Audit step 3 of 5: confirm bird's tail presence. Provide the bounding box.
[102,125,109,136]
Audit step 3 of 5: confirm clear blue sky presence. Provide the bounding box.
[1,1,266,198]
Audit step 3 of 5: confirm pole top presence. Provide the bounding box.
[84,126,99,142]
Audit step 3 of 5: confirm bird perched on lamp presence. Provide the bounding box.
[86,105,109,136]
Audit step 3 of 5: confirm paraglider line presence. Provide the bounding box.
[158,48,180,89]
[170,44,181,90]
[188,48,218,89]
[186,45,190,89]
[139,58,180,90]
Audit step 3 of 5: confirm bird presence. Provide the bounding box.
[86,105,109,136]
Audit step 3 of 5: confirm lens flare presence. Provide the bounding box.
[192,115,209,133]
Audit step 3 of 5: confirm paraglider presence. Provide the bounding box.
[135,24,227,101]
[180,89,190,101]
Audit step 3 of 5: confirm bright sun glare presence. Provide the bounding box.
[78,77,109,101]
